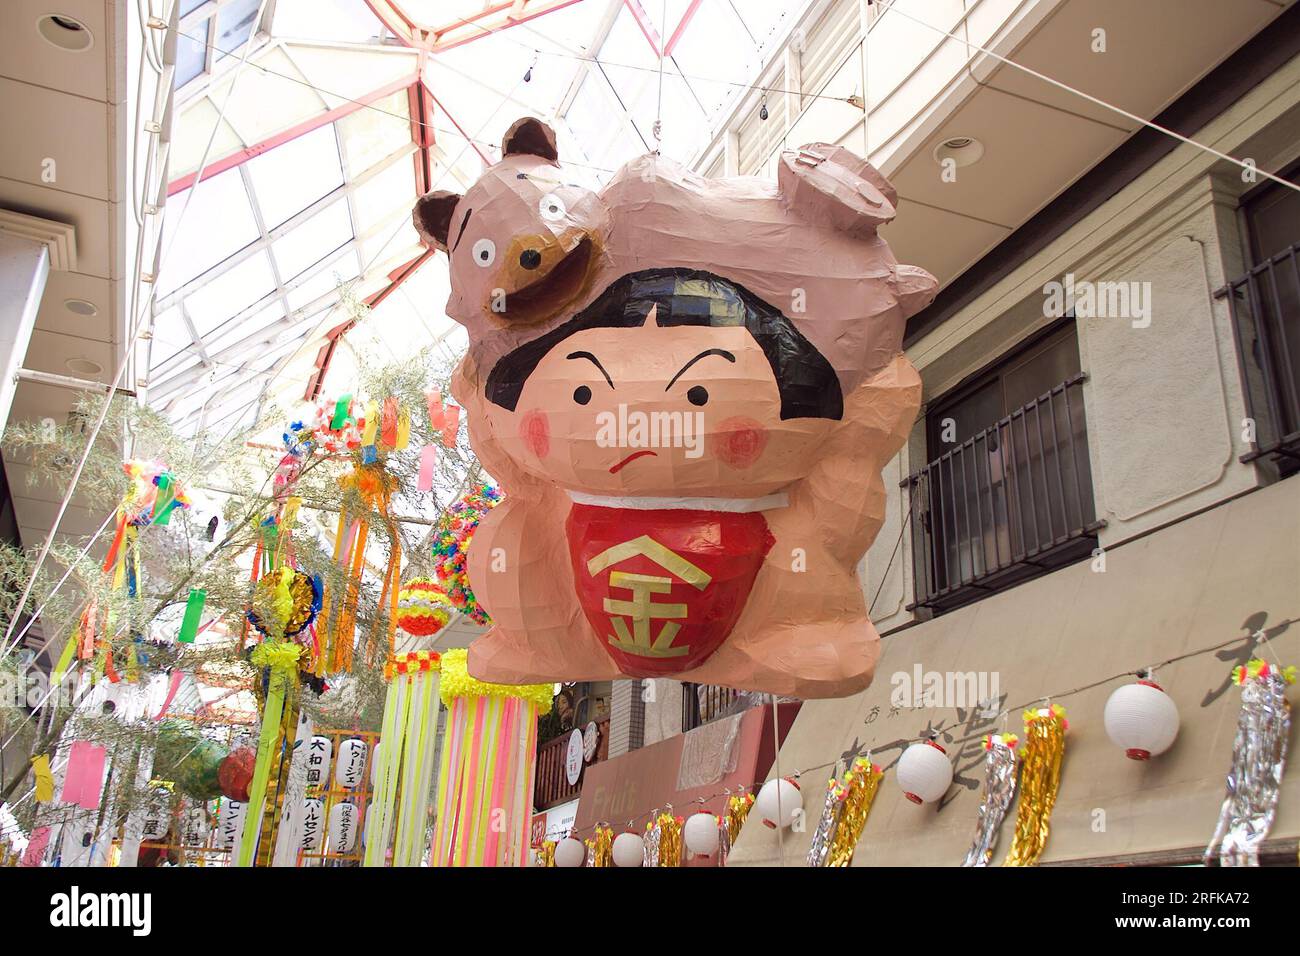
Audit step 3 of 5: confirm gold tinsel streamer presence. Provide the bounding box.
[725,793,754,843]
[1003,705,1068,867]
[588,825,614,867]
[656,813,683,867]
[538,840,556,867]
[826,757,884,867]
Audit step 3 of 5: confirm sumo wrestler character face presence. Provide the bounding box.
[412,117,607,331]
[480,268,843,502]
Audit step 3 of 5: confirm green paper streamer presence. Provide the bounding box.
[238,664,293,867]
[178,589,206,644]
[330,394,352,430]
[151,475,174,525]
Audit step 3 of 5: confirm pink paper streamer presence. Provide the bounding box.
[153,669,185,720]
[483,697,516,866]
[21,826,51,866]
[417,445,438,491]
[441,405,460,448]
[62,741,107,809]
[426,390,444,431]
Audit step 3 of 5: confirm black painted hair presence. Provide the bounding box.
[484,268,843,420]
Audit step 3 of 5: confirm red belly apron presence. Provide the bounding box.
[565,503,775,677]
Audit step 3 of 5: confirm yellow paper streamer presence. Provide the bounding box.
[656,813,683,867]
[31,755,55,803]
[1003,705,1068,867]
[589,825,614,867]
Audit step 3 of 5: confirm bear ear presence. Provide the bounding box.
[502,116,559,163]
[413,190,461,251]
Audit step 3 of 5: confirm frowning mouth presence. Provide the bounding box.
[609,449,657,473]
[504,236,595,324]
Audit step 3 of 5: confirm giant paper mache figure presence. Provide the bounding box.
[414,117,937,699]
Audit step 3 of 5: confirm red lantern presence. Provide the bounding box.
[218,746,256,802]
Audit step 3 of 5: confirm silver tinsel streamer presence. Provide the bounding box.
[961,734,1019,867]
[1205,665,1292,866]
[718,813,732,865]
[644,816,662,867]
[806,759,846,867]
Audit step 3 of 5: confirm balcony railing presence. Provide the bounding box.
[1217,241,1300,470]
[534,717,609,811]
[903,374,1103,611]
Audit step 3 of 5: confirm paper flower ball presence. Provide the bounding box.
[431,483,502,625]
[395,577,453,636]
[612,831,645,867]
[1104,679,1180,760]
[554,836,586,868]
[683,811,720,858]
[755,776,802,829]
[218,746,256,802]
[247,567,322,638]
[896,740,953,804]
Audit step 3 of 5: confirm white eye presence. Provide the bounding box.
[471,238,496,267]
[538,192,567,222]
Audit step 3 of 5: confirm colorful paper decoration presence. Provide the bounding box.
[394,579,452,637]
[59,741,107,809]
[366,651,442,868]
[719,791,753,865]
[961,733,1019,867]
[237,641,303,867]
[587,825,613,867]
[414,117,935,698]
[1003,705,1068,867]
[177,588,206,644]
[247,569,321,640]
[1205,659,1294,866]
[218,747,257,802]
[652,812,683,867]
[30,754,54,803]
[430,648,550,866]
[431,484,501,625]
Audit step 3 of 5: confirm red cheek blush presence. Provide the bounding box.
[519,409,550,459]
[711,416,767,469]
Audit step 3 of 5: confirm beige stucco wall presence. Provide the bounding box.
[860,50,1300,629]
[731,473,1300,866]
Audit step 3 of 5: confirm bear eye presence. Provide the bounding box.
[538,192,567,222]
[471,238,496,267]
[687,386,708,406]
[573,385,591,405]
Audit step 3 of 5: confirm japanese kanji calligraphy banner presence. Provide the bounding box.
[413,117,936,699]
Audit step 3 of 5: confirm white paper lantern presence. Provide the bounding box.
[329,801,361,854]
[1104,679,1180,760]
[612,831,645,867]
[755,776,802,829]
[307,735,333,790]
[334,738,369,790]
[683,811,720,858]
[301,798,324,852]
[554,836,586,868]
[370,741,382,789]
[896,740,953,804]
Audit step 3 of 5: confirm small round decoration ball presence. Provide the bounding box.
[611,831,645,867]
[755,776,802,829]
[218,746,256,802]
[395,578,452,637]
[897,740,953,804]
[554,837,586,868]
[1104,679,1180,760]
[683,810,720,858]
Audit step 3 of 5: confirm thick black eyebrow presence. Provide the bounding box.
[666,349,735,390]
[451,207,473,252]
[566,351,613,388]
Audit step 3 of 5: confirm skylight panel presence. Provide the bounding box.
[271,201,353,281]
[185,251,279,337]
[246,124,344,229]
[157,168,259,296]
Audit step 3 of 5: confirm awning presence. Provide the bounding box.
[729,474,1300,865]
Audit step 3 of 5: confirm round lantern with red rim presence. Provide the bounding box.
[896,739,953,804]
[1103,678,1180,760]
[683,810,720,858]
[755,776,802,829]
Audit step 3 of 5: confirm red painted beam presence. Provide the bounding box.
[663,0,703,58]
[622,0,664,56]
[168,73,418,196]
[367,0,588,53]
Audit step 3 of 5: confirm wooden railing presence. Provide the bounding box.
[534,717,609,811]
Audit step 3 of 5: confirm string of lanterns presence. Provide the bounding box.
[542,653,1293,867]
